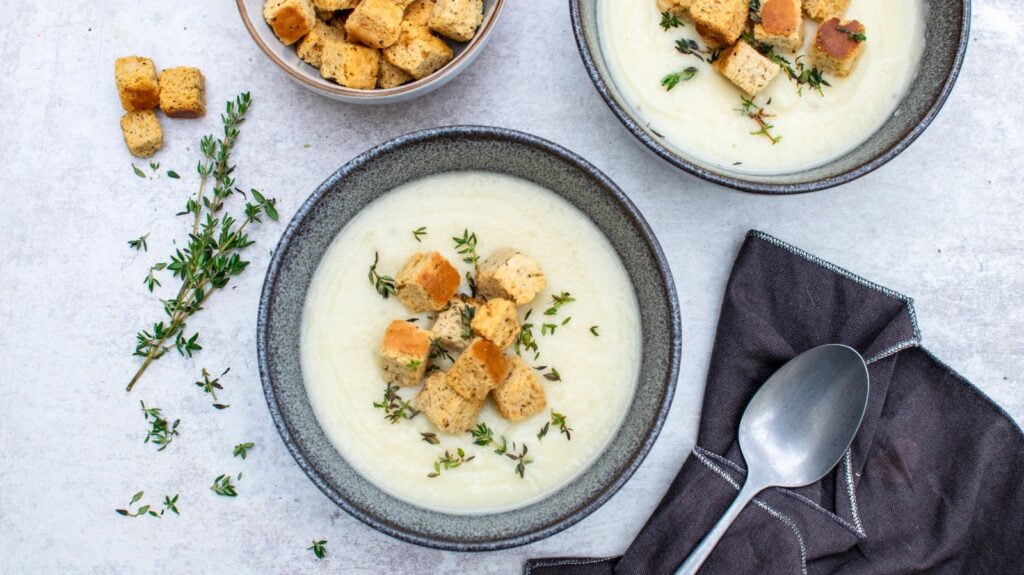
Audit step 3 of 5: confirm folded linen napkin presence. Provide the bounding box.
[527,231,1024,574]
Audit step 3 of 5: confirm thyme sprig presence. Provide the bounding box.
[537,422,550,440]
[412,226,427,242]
[127,93,279,392]
[427,448,474,478]
[552,411,573,440]
[195,367,230,408]
[660,11,683,30]
[141,401,179,451]
[373,385,419,423]
[460,304,476,340]
[544,292,576,316]
[128,233,149,252]
[738,96,782,144]
[661,67,698,91]
[233,442,255,459]
[452,229,479,265]
[675,38,722,64]
[211,474,238,497]
[116,491,180,518]
[308,540,328,559]
[515,322,539,359]
[421,432,440,445]
[506,443,533,479]
[368,252,397,299]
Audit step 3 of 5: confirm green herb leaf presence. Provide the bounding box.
[590,325,600,336]
[140,401,179,451]
[128,233,149,252]
[661,67,698,91]
[543,292,575,316]
[211,474,238,497]
[233,442,255,459]
[551,411,573,441]
[421,432,440,445]
[368,252,397,299]
[373,385,419,423]
[412,226,427,242]
[660,11,683,31]
[308,540,327,559]
[452,229,479,265]
[167,170,180,179]
[132,164,146,178]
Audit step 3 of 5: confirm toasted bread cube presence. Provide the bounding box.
[657,0,692,16]
[313,0,360,10]
[492,357,547,422]
[157,67,205,118]
[404,0,436,26]
[320,34,381,89]
[120,111,163,158]
[810,18,865,77]
[431,296,484,351]
[264,0,317,45]
[114,56,160,111]
[475,248,546,306]
[394,251,461,312]
[345,0,404,48]
[803,0,848,21]
[690,0,748,48]
[714,41,781,96]
[378,58,414,87]
[383,22,454,79]
[753,0,804,53]
[428,0,483,42]
[393,0,417,8]
[380,320,431,387]
[415,371,485,433]
[447,338,507,401]
[297,20,346,68]
[471,298,520,350]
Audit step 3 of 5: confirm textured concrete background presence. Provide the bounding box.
[1,1,1021,572]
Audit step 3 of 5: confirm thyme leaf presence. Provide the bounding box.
[368,252,397,299]
[661,67,698,91]
[308,540,327,559]
[140,401,179,451]
[211,474,237,497]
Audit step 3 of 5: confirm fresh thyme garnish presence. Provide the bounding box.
[233,442,255,459]
[471,422,495,446]
[544,292,575,316]
[460,304,476,340]
[537,421,550,440]
[195,367,229,407]
[308,540,328,559]
[373,385,419,423]
[675,38,721,63]
[452,229,479,265]
[748,0,762,23]
[515,323,539,359]
[127,93,279,392]
[738,96,782,144]
[368,252,397,299]
[551,411,573,440]
[427,448,474,478]
[141,401,179,451]
[660,11,683,30]
[406,359,423,371]
[838,26,867,42]
[211,474,238,497]
[590,325,600,336]
[506,443,533,479]
[412,226,427,242]
[132,163,146,178]
[561,317,572,326]
[149,162,160,173]
[116,491,159,518]
[743,34,831,96]
[167,170,180,179]
[163,494,180,515]
[428,339,454,362]
[661,67,698,91]
[543,368,561,382]
[128,233,149,252]
[421,432,440,445]
[465,271,478,298]
[541,323,557,336]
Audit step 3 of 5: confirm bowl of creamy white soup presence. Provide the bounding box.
[571,0,970,193]
[257,126,681,550]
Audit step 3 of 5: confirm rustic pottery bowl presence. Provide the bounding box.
[237,0,504,104]
[257,126,682,550]
[570,0,971,193]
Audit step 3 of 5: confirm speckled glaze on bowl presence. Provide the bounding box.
[570,0,971,194]
[237,0,504,104]
[257,126,681,550]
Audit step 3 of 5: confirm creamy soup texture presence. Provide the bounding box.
[301,171,642,513]
[599,0,926,174]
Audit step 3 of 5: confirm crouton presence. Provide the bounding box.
[157,67,205,118]
[802,0,848,21]
[431,296,484,351]
[753,0,804,53]
[475,248,546,306]
[345,0,404,48]
[690,0,748,48]
[383,22,454,79]
[447,338,507,401]
[313,0,360,10]
[415,371,485,433]
[378,58,414,88]
[120,110,163,158]
[320,34,381,89]
[393,0,417,8]
[810,18,865,77]
[471,298,520,350]
[428,0,483,42]
[380,320,431,387]
[657,0,692,17]
[404,0,436,26]
[297,20,346,68]
[394,251,461,312]
[263,0,317,46]
[492,357,547,422]
[114,56,160,112]
[714,41,781,96]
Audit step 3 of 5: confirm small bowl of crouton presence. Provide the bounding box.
[237,0,504,103]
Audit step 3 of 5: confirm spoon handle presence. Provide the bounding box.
[674,480,762,575]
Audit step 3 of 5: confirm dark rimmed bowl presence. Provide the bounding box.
[257,126,682,550]
[570,0,971,194]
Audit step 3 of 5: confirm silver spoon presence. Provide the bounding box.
[675,344,870,575]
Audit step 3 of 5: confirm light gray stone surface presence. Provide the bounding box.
[0,1,1020,572]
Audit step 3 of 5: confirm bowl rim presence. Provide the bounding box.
[568,0,972,194]
[236,0,505,100]
[257,125,682,550]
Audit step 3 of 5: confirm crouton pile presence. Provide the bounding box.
[114,56,206,157]
[378,247,552,434]
[263,0,484,90]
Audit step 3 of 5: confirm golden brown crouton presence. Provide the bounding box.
[378,58,414,88]
[345,0,404,48]
[320,34,381,89]
[393,0,417,8]
[657,0,692,16]
[753,0,804,53]
[714,41,781,96]
[404,0,436,26]
[263,0,317,46]
[471,298,520,350]
[415,371,485,433]
[380,320,431,387]
[395,251,461,312]
[810,18,865,77]
[313,0,360,10]
[492,357,547,422]
[383,22,454,79]
[447,338,507,401]
[803,0,848,21]
[475,248,546,306]
[690,0,748,48]
[114,56,160,112]
[158,67,205,118]
[120,111,163,158]
[297,20,346,68]
[428,0,483,42]
[431,296,483,351]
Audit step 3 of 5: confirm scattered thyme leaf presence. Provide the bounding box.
[838,26,867,42]
[427,448,474,477]
[167,170,180,179]
[551,411,573,441]
[128,233,149,252]
[515,323,539,358]
[211,474,237,497]
[660,11,683,30]
[368,252,397,299]
[460,304,476,340]
[308,540,327,559]
[470,423,495,446]
[163,494,180,515]
[194,367,229,402]
[505,443,533,479]
[452,229,479,265]
[421,432,440,445]
[537,422,550,441]
[590,325,600,336]
[661,67,698,91]
[406,359,423,371]
[233,442,255,459]
[140,401,179,451]
[543,368,561,382]
[675,38,720,63]
[373,385,419,423]
[541,323,557,336]
[412,226,427,242]
[132,163,146,178]
[544,292,575,316]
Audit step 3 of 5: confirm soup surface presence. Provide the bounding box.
[301,171,642,513]
[598,0,926,174]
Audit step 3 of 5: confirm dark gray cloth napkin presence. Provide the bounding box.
[526,230,1024,575]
